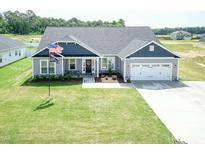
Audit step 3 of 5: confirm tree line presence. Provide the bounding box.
[153,27,205,35]
[0,10,125,34]
[1,10,205,35]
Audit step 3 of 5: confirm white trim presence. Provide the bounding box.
[69,58,77,70]
[62,58,64,76]
[82,59,85,73]
[123,59,126,82]
[40,59,56,75]
[130,63,172,81]
[40,59,48,74]
[64,57,97,59]
[32,58,34,78]
[97,58,99,77]
[91,59,95,73]
[128,57,179,59]
[123,40,180,59]
[177,58,179,80]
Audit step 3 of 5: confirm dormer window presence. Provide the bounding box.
[149,45,154,52]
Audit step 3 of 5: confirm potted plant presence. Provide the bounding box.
[108,61,113,77]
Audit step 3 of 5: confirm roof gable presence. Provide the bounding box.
[127,42,180,58]
[33,42,99,57]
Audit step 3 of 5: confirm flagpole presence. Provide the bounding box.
[48,51,51,97]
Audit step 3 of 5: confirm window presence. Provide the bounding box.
[40,60,48,74]
[101,57,115,70]
[40,60,55,74]
[9,52,11,56]
[19,51,21,56]
[149,45,154,52]
[161,64,170,68]
[69,59,76,70]
[49,62,55,74]
[0,55,2,63]
[15,50,18,56]
[101,58,107,69]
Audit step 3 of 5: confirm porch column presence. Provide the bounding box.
[62,58,64,76]
[123,59,126,82]
[97,58,99,77]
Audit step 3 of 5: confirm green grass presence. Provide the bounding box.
[3,34,42,43]
[160,39,205,81]
[0,58,175,143]
[180,57,205,81]
[161,40,205,53]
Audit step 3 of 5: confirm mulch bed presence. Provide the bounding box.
[95,75,124,83]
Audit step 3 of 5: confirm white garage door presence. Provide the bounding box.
[130,63,172,81]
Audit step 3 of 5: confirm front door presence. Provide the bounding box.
[86,59,92,74]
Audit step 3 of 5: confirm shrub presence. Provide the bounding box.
[67,73,72,80]
[33,75,39,81]
[50,75,56,81]
[77,73,81,80]
[59,75,64,80]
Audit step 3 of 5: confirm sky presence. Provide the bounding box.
[0,0,205,28]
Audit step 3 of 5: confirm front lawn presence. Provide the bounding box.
[0,58,175,143]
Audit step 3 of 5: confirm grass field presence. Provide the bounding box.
[0,58,175,143]
[160,39,205,81]
[3,34,42,52]
[3,34,42,43]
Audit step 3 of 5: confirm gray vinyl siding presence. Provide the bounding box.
[0,47,26,67]
[115,56,121,72]
[127,42,179,58]
[63,59,82,73]
[33,58,62,76]
[56,59,62,75]
[76,59,82,72]
[125,58,178,81]
[33,59,40,75]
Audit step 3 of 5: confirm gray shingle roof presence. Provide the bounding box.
[38,27,160,56]
[0,35,25,53]
[118,39,150,58]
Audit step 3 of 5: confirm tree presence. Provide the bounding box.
[0,10,126,34]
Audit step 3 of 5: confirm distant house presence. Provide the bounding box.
[199,34,205,41]
[170,31,192,40]
[0,35,26,67]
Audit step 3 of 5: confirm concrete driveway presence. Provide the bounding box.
[133,81,205,144]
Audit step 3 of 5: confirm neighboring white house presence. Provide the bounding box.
[199,34,205,41]
[170,31,192,40]
[0,35,26,67]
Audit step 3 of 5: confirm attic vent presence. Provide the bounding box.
[149,45,154,52]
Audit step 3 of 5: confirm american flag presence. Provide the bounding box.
[48,43,63,54]
[48,43,64,63]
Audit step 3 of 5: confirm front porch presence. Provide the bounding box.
[62,57,100,78]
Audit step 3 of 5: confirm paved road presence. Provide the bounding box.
[133,81,205,144]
